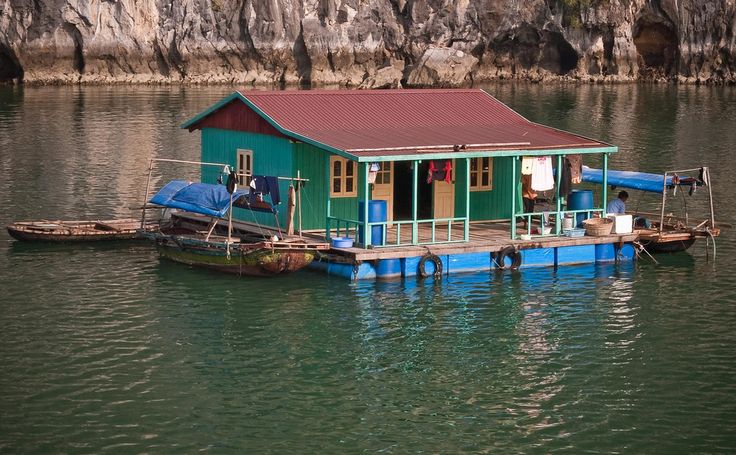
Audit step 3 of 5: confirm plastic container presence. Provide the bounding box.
[331,237,354,248]
[562,214,575,231]
[567,190,594,227]
[563,228,586,238]
[607,214,633,234]
[358,200,387,246]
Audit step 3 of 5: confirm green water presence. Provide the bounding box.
[1,84,735,453]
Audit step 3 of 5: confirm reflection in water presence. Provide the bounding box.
[1,84,735,453]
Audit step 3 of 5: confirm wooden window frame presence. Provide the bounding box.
[330,155,357,197]
[470,157,493,191]
[236,149,253,186]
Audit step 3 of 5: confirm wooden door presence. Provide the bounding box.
[371,162,393,223]
[433,161,455,219]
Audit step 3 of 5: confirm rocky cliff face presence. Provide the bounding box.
[1,0,734,85]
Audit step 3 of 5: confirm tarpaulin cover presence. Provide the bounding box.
[582,166,675,193]
[149,180,249,217]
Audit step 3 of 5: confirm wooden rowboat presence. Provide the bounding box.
[6,219,157,242]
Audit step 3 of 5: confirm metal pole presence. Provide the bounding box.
[297,169,303,237]
[325,158,331,241]
[660,172,668,235]
[140,159,155,230]
[602,153,609,214]
[511,157,517,240]
[556,155,562,234]
[465,158,470,242]
[363,162,371,248]
[412,160,419,244]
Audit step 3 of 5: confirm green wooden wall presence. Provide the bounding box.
[454,156,515,220]
[200,129,364,232]
[200,128,295,229]
[292,142,363,231]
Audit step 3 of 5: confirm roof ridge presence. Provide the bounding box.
[238,88,484,97]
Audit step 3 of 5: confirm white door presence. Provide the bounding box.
[371,162,393,223]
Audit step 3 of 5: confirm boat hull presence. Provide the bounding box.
[154,235,317,277]
[640,237,696,254]
[6,219,150,242]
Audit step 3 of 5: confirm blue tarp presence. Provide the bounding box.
[582,166,682,193]
[149,180,249,217]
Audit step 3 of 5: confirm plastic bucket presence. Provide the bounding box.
[567,190,594,227]
[562,215,574,231]
[358,200,387,246]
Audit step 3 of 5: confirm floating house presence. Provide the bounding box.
[182,89,636,280]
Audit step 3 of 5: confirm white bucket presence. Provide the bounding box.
[562,215,574,231]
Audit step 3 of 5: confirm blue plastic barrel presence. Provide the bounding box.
[358,200,387,246]
[567,190,594,227]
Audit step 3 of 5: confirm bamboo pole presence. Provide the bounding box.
[297,169,303,237]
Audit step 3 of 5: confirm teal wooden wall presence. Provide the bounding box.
[454,156,515,220]
[201,128,295,229]
[292,142,363,231]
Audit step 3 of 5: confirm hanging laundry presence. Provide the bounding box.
[368,162,380,184]
[521,156,534,175]
[426,160,452,184]
[250,175,281,205]
[567,154,583,184]
[558,157,572,198]
[442,160,452,183]
[531,156,554,191]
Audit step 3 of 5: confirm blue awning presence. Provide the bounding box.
[149,180,249,217]
[581,166,703,194]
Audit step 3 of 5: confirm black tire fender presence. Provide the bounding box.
[418,253,443,278]
[495,247,522,270]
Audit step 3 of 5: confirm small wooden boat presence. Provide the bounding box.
[148,231,326,276]
[583,165,720,254]
[6,219,157,242]
[141,171,329,277]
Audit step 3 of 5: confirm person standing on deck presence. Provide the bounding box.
[608,190,629,214]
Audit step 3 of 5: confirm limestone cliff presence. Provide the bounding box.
[0,0,734,85]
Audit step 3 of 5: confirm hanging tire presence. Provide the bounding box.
[418,253,443,278]
[495,247,522,270]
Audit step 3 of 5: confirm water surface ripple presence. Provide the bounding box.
[1,85,735,453]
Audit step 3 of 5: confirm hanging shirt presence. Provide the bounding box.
[531,156,554,191]
[521,157,534,175]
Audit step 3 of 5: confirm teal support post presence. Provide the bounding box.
[602,153,609,213]
[464,157,470,242]
[325,156,331,241]
[556,154,562,234]
[412,160,418,244]
[511,157,517,240]
[363,162,370,248]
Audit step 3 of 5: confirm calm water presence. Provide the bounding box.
[1,84,735,453]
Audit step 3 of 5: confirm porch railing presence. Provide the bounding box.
[514,208,605,238]
[327,216,469,248]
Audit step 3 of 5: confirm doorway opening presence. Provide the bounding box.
[393,161,432,221]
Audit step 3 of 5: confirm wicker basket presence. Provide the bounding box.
[582,217,613,236]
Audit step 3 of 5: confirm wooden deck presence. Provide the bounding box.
[173,213,638,262]
[328,221,638,261]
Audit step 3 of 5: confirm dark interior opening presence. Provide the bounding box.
[393,161,432,221]
[633,21,677,75]
[0,49,23,82]
[540,32,579,75]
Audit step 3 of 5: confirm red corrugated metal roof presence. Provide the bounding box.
[188,89,610,158]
